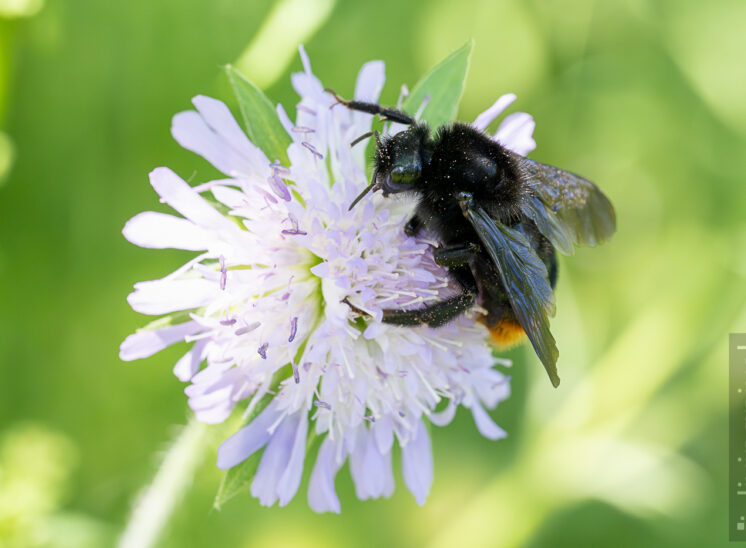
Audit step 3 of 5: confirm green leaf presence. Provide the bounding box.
[213,392,273,510]
[212,335,317,509]
[225,65,292,165]
[402,39,474,128]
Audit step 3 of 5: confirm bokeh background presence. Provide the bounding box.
[1,0,744,546]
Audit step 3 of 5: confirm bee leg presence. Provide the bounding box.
[325,88,415,125]
[433,243,481,267]
[380,267,478,328]
[404,215,423,236]
[380,291,476,327]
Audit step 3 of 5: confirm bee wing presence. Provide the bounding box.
[515,155,616,256]
[461,198,560,387]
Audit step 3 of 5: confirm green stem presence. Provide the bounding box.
[118,420,209,548]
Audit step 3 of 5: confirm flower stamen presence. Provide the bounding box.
[302,141,323,160]
[288,316,298,343]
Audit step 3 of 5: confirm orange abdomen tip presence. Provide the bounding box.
[484,318,527,349]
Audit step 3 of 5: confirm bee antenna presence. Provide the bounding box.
[348,170,379,211]
[350,129,381,148]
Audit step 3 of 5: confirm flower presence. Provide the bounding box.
[120,47,536,512]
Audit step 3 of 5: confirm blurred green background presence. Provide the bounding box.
[1,0,744,546]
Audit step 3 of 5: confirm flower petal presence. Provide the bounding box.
[308,436,343,514]
[192,96,257,162]
[372,416,394,454]
[472,93,516,131]
[429,401,457,426]
[401,420,433,505]
[210,185,247,210]
[495,112,536,155]
[123,212,211,250]
[119,321,202,361]
[350,427,392,500]
[173,340,207,381]
[276,103,295,138]
[251,414,299,506]
[354,60,385,103]
[127,278,220,315]
[148,168,240,234]
[276,413,309,506]
[381,447,395,497]
[216,401,282,469]
[171,111,253,177]
[470,401,507,440]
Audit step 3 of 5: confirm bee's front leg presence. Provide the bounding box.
[324,89,415,125]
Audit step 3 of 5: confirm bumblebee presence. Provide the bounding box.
[329,90,616,387]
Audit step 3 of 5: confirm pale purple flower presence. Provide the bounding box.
[121,47,536,512]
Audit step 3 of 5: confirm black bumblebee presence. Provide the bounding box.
[328,90,616,387]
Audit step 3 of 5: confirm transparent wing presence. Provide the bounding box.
[461,196,560,387]
[516,155,616,256]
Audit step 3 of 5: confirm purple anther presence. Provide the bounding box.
[268,174,291,202]
[281,213,307,236]
[235,322,260,336]
[302,141,323,160]
[219,255,227,290]
[314,400,331,410]
[363,415,376,423]
[281,228,307,236]
[292,362,300,384]
[269,162,290,175]
[220,318,237,326]
[288,317,298,343]
[257,343,268,359]
[256,186,278,205]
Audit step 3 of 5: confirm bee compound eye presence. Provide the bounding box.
[391,165,420,184]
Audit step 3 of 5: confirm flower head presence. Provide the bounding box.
[121,47,536,512]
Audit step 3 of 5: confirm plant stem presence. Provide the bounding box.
[118,419,209,548]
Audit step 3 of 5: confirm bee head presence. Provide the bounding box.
[348,124,431,211]
[375,125,431,194]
